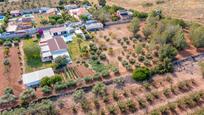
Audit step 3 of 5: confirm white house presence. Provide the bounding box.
[40,36,71,62]
[22,68,54,88]
[85,22,103,31]
[64,4,78,10]
[49,26,68,36]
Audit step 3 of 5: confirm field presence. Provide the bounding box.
[89,0,204,25]
[61,65,95,81]
[0,46,23,95]
[56,59,204,115]
[67,37,90,61]
[0,0,59,12]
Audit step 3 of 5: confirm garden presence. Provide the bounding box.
[23,39,53,72]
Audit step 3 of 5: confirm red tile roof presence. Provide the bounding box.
[47,37,67,51]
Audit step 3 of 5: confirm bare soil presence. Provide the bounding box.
[0,46,23,95]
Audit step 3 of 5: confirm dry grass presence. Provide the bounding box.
[90,0,204,25]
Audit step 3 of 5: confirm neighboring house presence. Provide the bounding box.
[49,26,68,36]
[16,17,34,30]
[22,68,54,88]
[69,8,88,20]
[85,22,103,31]
[40,37,71,62]
[46,8,58,15]
[75,28,85,39]
[10,10,21,17]
[64,4,78,10]
[116,10,133,20]
[40,7,50,13]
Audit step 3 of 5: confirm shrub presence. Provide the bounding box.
[92,82,106,97]
[112,90,119,101]
[20,89,36,104]
[73,89,86,103]
[156,0,165,4]
[41,86,52,94]
[190,26,204,48]
[117,101,127,112]
[137,98,146,108]
[4,87,13,95]
[101,70,110,78]
[54,56,69,70]
[142,2,153,7]
[126,99,137,112]
[132,67,151,81]
[100,53,106,60]
[108,105,116,115]
[84,77,93,83]
[159,44,177,61]
[112,67,119,74]
[138,55,145,62]
[0,94,17,106]
[130,17,140,35]
[114,77,125,87]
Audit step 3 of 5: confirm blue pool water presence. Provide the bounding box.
[63,34,75,42]
[0,16,5,20]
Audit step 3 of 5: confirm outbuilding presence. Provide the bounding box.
[22,68,54,88]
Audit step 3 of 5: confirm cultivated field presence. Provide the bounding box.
[90,0,204,25]
[0,46,23,95]
[56,60,204,115]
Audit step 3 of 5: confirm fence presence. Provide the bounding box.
[104,19,131,26]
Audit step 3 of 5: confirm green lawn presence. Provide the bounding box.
[67,37,90,61]
[23,39,53,73]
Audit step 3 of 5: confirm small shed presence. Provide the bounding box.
[22,68,54,88]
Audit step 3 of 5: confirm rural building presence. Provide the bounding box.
[10,10,21,17]
[69,8,89,20]
[116,10,133,20]
[22,68,54,88]
[46,8,58,15]
[40,37,71,62]
[64,4,79,10]
[85,22,104,31]
[50,26,68,36]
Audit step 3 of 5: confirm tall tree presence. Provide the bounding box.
[130,17,140,35]
[98,0,106,7]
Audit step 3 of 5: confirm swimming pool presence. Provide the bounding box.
[0,16,5,21]
[63,34,75,42]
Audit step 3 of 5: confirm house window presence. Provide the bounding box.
[61,31,67,35]
[53,32,58,36]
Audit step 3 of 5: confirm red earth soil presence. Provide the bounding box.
[0,47,24,96]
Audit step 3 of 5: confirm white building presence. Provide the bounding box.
[22,68,54,88]
[40,36,71,62]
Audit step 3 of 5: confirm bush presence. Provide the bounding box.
[41,86,52,94]
[4,87,13,95]
[20,89,36,104]
[118,101,127,112]
[92,82,106,97]
[132,67,151,81]
[73,89,86,103]
[130,17,140,35]
[100,53,106,60]
[190,26,204,48]
[54,56,69,70]
[40,75,62,87]
[112,67,119,74]
[159,44,177,61]
[84,77,93,83]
